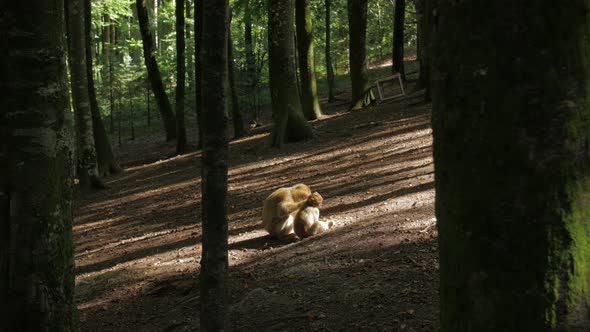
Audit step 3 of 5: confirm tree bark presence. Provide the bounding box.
[415,0,429,91]
[85,0,122,176]
[392,0,406,80]
[347,0,370,110]
[136,0,177,141]
[194,0,204,148]
[296,0,322,120]
[176,0,188,154]
[186,0,195,90]
[325,0,336,102]
[66,0,105,189]
[228,11,245,139]
[433,2,590,331]
[1,1,76,329]
[200,0,229,331]
[268,0,314,148]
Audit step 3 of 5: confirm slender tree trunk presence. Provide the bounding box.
[200,0,229,330]
[415,0,429,90]
[194,0,204,148]
[243,0,256,111]
[228,10,245,139]
[136,0,177,141]
[296,0,322,120]
[186,0,195,91]
[66,0,105,189]
[423,0,434,102]
[434,2,590,331]
[325,0,335,102]
[1,1,76,329]
[392,0,406,80]
[268,0,314,148]
[85,0,121,176]
[348,0,370,110]
[176,0,188,154]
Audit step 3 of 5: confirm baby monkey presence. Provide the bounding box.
[294,192,334,238]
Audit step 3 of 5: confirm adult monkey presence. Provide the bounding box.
[262,183,314,238]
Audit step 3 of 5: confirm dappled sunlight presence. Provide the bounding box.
[74,91,437,330]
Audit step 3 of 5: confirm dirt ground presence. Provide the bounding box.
[74,87,438,331]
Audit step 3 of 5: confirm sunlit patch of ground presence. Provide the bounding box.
[74,87,437,331]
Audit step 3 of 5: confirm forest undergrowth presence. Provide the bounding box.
[74,87,438,332]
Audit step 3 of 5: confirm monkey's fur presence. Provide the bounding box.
[294,193,333,238]
[262,184,312,238]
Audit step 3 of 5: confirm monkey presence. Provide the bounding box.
[294,192,334,238]
[262,183,312,238]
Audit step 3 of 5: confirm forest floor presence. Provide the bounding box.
[74,84,438,331]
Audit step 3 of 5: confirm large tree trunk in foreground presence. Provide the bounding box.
[175,0,188,154]
[228,11,245,139]
[347,0,370,110]
[200,0,229,331]
[67,0,105,189]
[85,0,121,176]
[268,0,314,148]
[0,1,76,329]
[325,0,336,102]
[136,0,177,141]
[296,0,322,120]
[433,2,590,331]
[392,0,406,80]
[194,0,204,148]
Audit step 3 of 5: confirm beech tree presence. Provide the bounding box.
[200,0,229,330]
[296,0,322,120]
[194,0,204,148]
[85,0,121,176]
[66,0,105,189]
[176,0,188,154]
[348,0,370,110]
[434,1,590,330]
[228,10,245,139]
[1,0,76,329]
[325,0,336,102]
[268,0,314,148]
[392,0,406,80]
[136,0,177,141]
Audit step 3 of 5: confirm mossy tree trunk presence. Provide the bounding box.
[325,0,336,102]
[85,0,121,176]
[136,0,177,141]
[66,0,105,189]
[194,0,204,149]
[175,0,188,154]
[433,2,590,331]
[228,10,245,139]
[296,0,322,120]
[1,1,76,329]
[392,0,406,80]
[347,0,369,110]
[268,0,314,148]
[200,0,229,330]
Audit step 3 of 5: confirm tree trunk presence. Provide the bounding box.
[228,11,245,139]
[1,1,76,329]
[433,2,590,331]
[66,0,105,189]
[415,0,429,91]
[200,0,229,330]
[176,0,188,154]
[325,0,336,102]
[296,0,322,120]
[347,0,369,110]
[186,0,195,91]
[243,0,256,112]
[136,0,177,141]
[268,0,314,148]
[194,0,204,148]
[392,0,406,80]
[85,0,122,176]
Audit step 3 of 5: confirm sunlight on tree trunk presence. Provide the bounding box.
[348,0,370,110]
[296,0,322,120]
[268,0,314,148]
